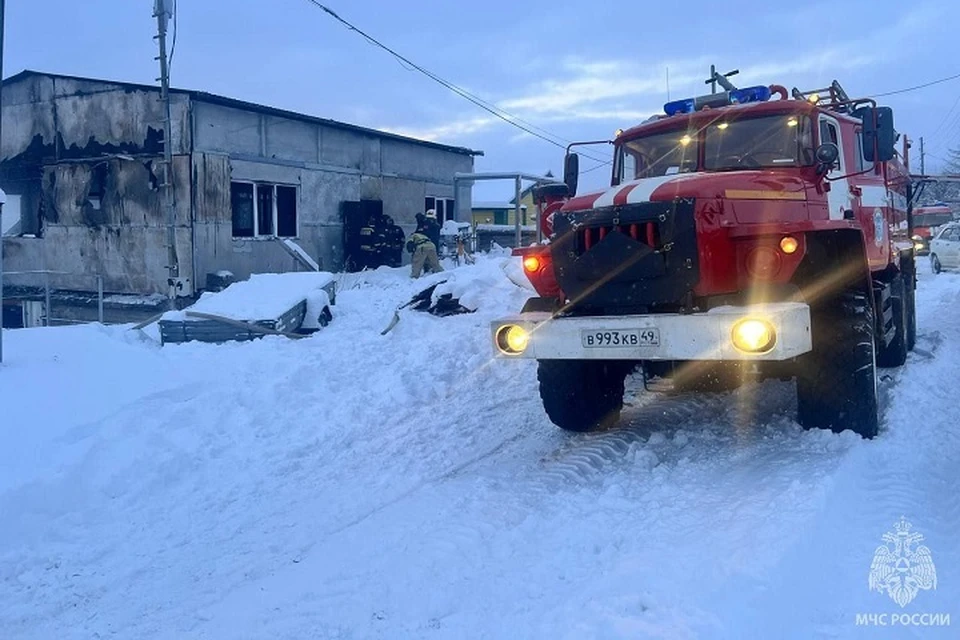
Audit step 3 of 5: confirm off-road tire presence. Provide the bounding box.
[931,254,942,274]
[537,360,630,432]
[877,275,907,368]
[796,289,879,439]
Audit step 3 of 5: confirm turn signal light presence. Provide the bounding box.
[523,256,542,273]
[780,236,799,254]
[731,318,777,354]
[496,324,530,355]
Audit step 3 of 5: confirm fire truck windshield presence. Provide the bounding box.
[704,114,814,170]
[618,114,814,181]
[618,130,699,180]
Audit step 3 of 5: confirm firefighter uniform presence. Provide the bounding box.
[358,221,378,270]
[384,216,405,267]
[407,231,443,278]
[423,209,442,249]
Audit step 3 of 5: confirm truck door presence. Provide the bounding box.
[819,116,851,220]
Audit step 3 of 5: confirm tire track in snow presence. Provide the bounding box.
[712,274,960,638]
[529,379,798,487]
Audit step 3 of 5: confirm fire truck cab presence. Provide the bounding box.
[492,77,916,439]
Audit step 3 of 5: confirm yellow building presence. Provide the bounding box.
[470,174,554,228]
[471,201,529,227]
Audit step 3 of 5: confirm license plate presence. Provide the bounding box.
[581,328,660,348]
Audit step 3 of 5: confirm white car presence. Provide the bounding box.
[929,224,960,273]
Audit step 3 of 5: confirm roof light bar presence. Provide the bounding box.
[663,85,773,116]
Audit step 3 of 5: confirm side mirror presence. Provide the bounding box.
[564,153,580,196]
[815,142,839,175]
[858,106,896,163]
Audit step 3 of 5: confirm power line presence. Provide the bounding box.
[929,92,960,140]
[870,71,960,97]
[301,1,612,166]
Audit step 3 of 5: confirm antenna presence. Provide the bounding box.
[666,66,670,101]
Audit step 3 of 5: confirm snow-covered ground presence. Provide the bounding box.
[2,254,958,639]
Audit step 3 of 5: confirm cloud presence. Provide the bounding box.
[381,116,497,142]
[379,6,939,147]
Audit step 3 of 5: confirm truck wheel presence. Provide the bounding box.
[796,289,879,439]
[537,360,630,432]
[877,276,907,368]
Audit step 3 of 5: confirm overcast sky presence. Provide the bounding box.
[5,0,960,199]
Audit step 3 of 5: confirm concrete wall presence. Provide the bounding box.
[190,99,475,279]
[1,74,477,299]
[1,74,191,162]
[3,155,193,294]
[0,74,194,295]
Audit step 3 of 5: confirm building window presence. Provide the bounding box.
[425,196,456,224]
[1,194,22,236]
[256,184,274,236]
[231,181,298,238]
[494,209,508,225]
[231,183,255,237]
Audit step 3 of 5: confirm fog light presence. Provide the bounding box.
[496,324,530,354]
[731,318,777,354]
[780,236,799,254]
[523,256,542,273]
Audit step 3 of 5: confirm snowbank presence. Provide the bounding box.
[162,272,335,321]
[3,257,960,639]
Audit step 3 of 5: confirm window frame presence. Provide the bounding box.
[425,196,456,224]
[231,180,299,239]
[818,115,846,175]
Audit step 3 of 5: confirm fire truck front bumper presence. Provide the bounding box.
[491,302,812,361]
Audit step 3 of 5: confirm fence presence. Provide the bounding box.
[2,270,106,327]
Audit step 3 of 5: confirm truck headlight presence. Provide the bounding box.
[496,324,530,354]
[731,318,777,354]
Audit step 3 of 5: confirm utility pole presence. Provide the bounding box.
[1,0,6,364]
[920,137,926,175]
[153,0,180,309]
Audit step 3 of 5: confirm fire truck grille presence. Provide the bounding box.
[550,198,699,312]
[577,222,660,254]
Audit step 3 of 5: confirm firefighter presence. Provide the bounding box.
[357,214,379,270]
[423,209,442,251]
[406,224,443,278]
[383,215,405,267]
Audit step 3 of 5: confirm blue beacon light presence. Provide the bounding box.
[663,85,772,115]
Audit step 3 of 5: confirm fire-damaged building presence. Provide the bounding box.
[0,70,480,325]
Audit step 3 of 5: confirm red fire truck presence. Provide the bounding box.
[492,75,916,439]
[910,204,953,255]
